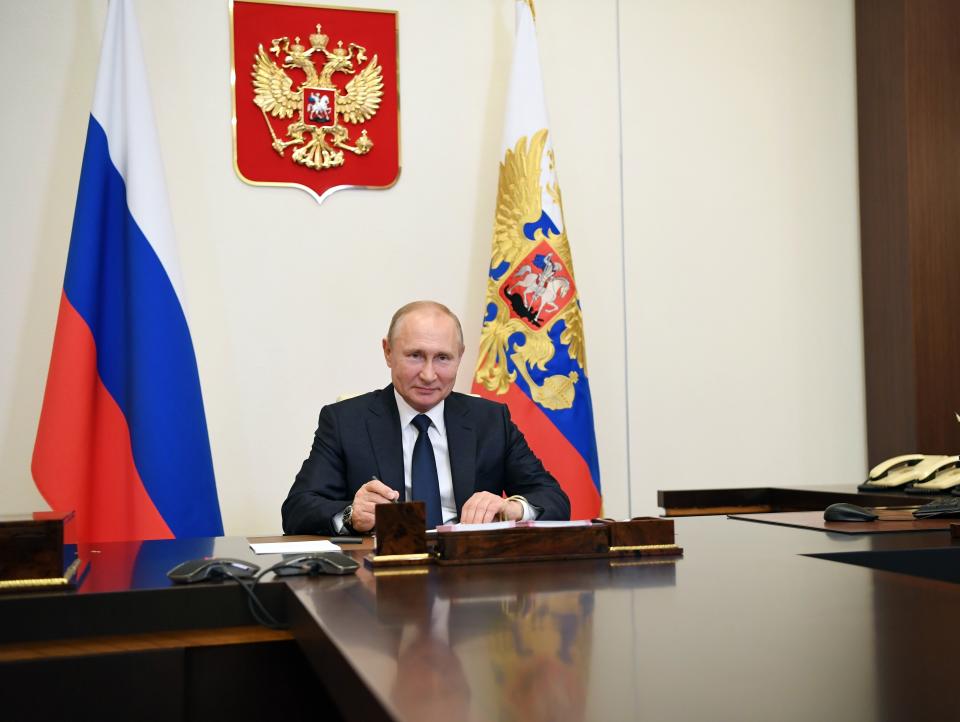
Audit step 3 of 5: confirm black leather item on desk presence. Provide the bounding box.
[913,497,960,518]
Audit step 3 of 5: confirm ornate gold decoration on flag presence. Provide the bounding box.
[251,24,383,171]
[474,129,587,411]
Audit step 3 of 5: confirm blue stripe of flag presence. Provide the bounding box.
[63,116,222,538]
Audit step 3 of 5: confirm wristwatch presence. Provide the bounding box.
[341,504,356,534]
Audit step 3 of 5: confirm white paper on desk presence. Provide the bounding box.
[249,540,341,555]
[436,520,517,533]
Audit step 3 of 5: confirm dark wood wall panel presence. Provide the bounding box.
[856,0,915,463]
[905,0,960,454]
[857,0,960,464]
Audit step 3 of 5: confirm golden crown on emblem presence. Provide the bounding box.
[309,24,328,50]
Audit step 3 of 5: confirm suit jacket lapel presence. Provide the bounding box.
[445,393,476,513]
[365,385,406,501]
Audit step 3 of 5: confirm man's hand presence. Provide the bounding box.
[349,479,399,532]
[459,491,523,525]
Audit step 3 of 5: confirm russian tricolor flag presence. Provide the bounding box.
[472,0,601,519]
[32,0,222,543]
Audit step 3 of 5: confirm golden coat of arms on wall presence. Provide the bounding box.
[230,1,399,203]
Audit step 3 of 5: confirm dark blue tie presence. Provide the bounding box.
[411,414,443,529]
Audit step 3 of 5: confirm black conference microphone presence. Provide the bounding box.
[273,552,360,576]
[167,557,260,584]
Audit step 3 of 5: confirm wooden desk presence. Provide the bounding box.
[3,521,960,721]
[0,536,317,720]
[285,516,960,722]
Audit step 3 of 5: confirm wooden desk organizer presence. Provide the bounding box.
[371,501,433,566]
[366,504,682,568]
[0,511,80,592]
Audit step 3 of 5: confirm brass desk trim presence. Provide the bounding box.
[609,558,679,568]
[0,558,81,591]
[370,552,434,563]
[608,543,680,553]
[371,567,430,577]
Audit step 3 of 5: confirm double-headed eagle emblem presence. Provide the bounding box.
[474,130,587,411]
[251,23,383,170]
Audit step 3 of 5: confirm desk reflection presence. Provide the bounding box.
[72,537,216,593]
[372,568,594,722]
[292,557,678,722]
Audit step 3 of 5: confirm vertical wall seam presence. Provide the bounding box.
[615,0,633,517]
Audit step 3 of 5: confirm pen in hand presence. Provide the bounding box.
[371,475,399,503]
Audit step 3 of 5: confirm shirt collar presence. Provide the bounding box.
[393,389,446,434]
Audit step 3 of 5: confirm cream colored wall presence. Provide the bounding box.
[621,0,865,511]
[0,0,862,534]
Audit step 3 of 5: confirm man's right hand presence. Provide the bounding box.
[348,479,400,532]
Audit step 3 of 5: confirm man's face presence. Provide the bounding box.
[383,309,463,413]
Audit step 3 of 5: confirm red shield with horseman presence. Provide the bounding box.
[499,241,577,331]
[303,87,336,125]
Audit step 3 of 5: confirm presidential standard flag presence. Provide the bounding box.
[31,0,223,542]
[472,0,601,519]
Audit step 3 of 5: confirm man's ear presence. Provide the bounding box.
[382,337,392,367]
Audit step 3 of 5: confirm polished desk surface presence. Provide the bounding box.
[288,516,960,722]
[4,518,960,722]
[0,536,297,643]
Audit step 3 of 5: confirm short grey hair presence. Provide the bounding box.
[387,300,464,349]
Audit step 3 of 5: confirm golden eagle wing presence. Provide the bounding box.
[338,56,384,124]
[558,301,588,372]
[491,129,548,269]
[251,45,300,119]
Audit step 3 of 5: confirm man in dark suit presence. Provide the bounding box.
[282,300,570,535]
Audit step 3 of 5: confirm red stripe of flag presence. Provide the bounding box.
[478,384,601,520]
[32,292,173,543]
